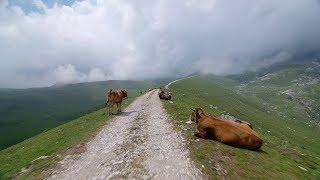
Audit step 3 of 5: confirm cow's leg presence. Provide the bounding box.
[119,102,122,112]
[108,104,111,116]
[109,103,113,116]
[116,103,120,113]
[194,129,207,139]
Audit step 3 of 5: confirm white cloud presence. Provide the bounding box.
[50,64,86,84]
[33,0,47,10]
[48,64,108,84]
[87,68,108,81]
[185,0,216,12]
[0,0,320,88]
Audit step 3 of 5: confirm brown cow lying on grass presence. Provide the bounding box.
[106,89,127,115]
[191,108,263,150]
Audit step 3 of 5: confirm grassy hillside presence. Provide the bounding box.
[233,61,320,128]
[163,75,320,178]
[0,80,157,150]
[0,95,138,179]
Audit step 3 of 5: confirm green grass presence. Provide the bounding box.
[163,75,320,178]
[238,65,320,128]
[0,80,158,150]
[0,94,139,179]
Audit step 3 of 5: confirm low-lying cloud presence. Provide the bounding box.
[1,0,320,88]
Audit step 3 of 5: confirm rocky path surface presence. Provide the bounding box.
[49,89,202,180]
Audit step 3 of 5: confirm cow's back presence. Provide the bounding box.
[200,117,262,149]
[108,90,124,103]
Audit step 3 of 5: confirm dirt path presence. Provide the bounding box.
[165,75,196,89]
[49,89,202,179]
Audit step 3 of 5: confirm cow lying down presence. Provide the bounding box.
[158,90,171,100]
[191,108,263,150]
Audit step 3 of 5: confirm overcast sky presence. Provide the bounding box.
[1,0,320,88]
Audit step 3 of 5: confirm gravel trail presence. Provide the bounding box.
[49,89,202,180]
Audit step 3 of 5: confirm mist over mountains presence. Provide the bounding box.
[1,0,320,88]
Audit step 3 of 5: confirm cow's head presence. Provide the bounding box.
[191,107,205,123]
[121,89,128,98]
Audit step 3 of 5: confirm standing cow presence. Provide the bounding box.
[106,89,127,115]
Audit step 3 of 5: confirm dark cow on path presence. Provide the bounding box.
[158,89,171,100]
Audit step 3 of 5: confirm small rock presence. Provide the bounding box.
[209,105,218,109]
[185,120,193,124]
[169,101,173,104]
[298,166,308,172]
[220,114,239,121]
[31,155,49,162]
[20,167,29,173]
[113,160,123,165]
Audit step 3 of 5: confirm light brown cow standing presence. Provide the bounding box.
[106,89,127,115]
[191,107,263,150]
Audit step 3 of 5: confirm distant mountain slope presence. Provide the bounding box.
[0,80,159,150]
[230,59,320,126]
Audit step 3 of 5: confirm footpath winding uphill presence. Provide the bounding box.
[49,89,202,179]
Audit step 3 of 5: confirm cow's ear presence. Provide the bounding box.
[199,109,205,115]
